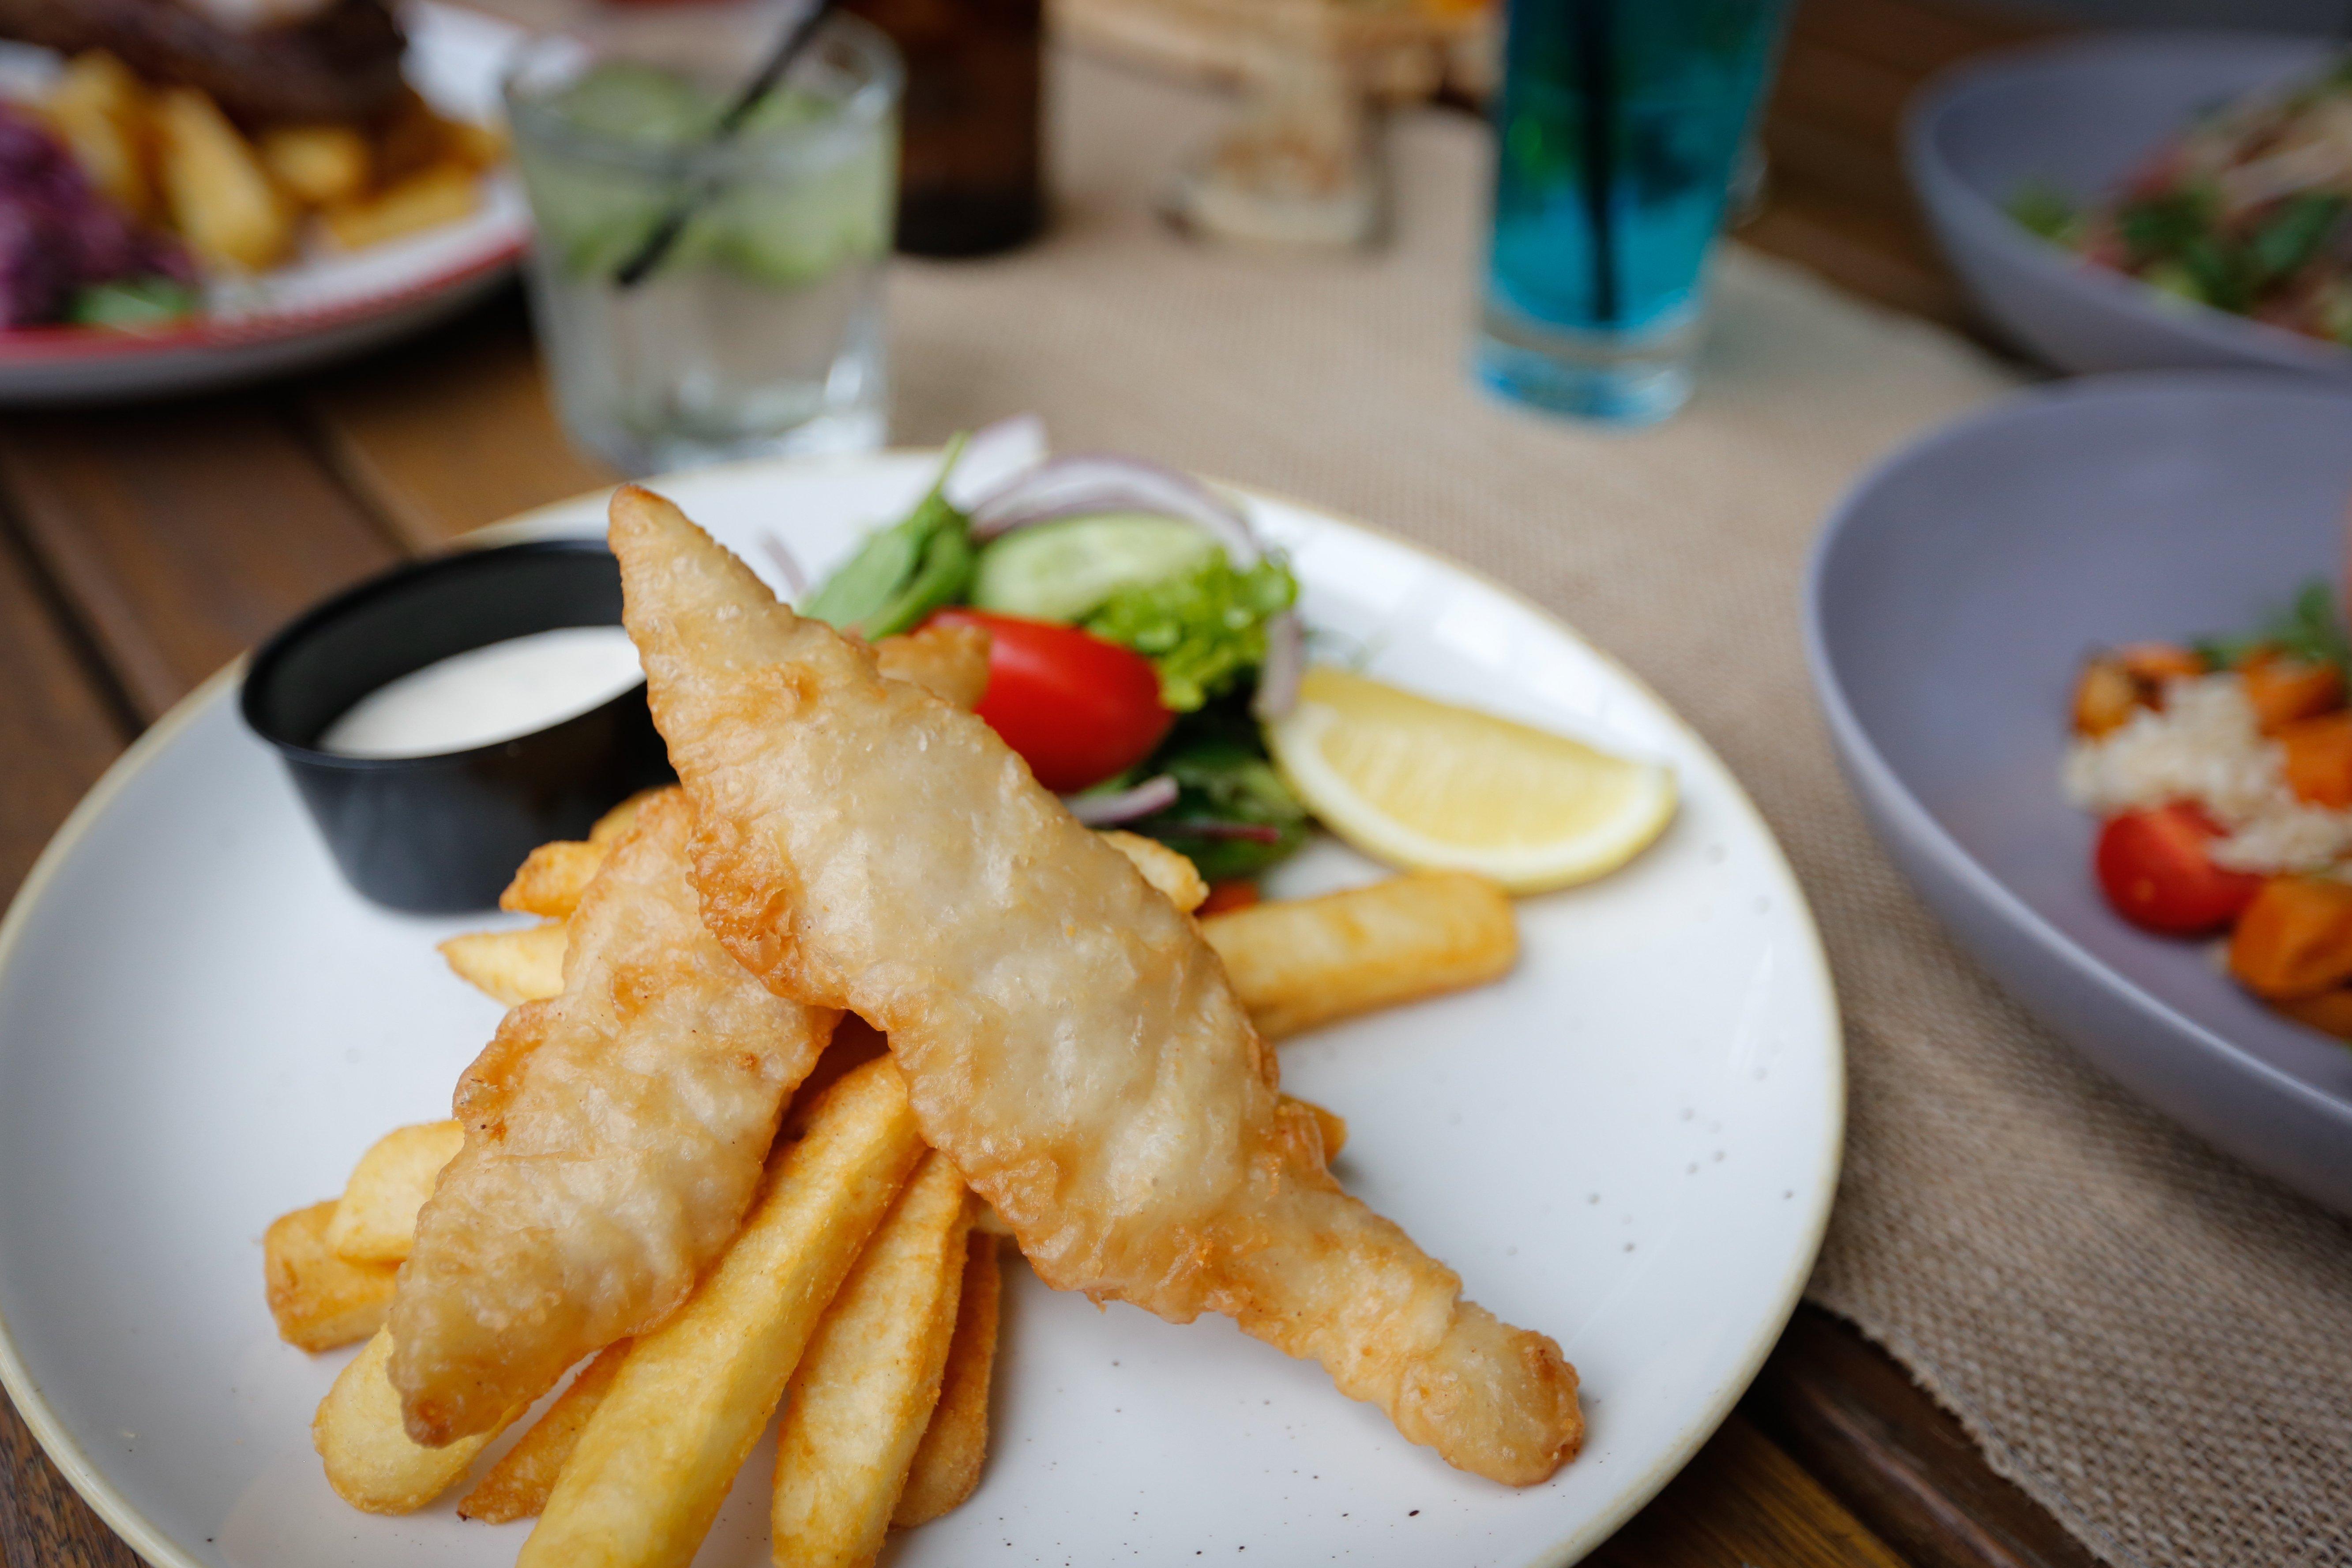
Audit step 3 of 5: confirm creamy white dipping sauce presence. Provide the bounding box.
[319,626,644,758]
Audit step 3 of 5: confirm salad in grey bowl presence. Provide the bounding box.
[1907,33,2352,379]
[1807,372,2352,1215]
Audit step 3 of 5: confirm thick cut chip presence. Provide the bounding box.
[501,839,609,919]
[265,1201,397,1351]
[438,921,567,1007]
[391,789,837,1447]
[518,1057,926,1568]
[772,1151,972,1566]
[458,1341,631,1524]
[325,1121,464,1264]
[314,1329,526,1514]
[1101,830,1209,913]
[1202,872,1517,1039]
[894,1231,1003,1527]
[611,488,1581,1487]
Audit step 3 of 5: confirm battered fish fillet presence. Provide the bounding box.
[389,789,837,1446]
[610,486,1583,1486]
[389,629,992,1448]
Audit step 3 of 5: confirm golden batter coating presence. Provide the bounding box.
[389,790,837,1447]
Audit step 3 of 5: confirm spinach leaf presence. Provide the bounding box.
[801,436,977,636]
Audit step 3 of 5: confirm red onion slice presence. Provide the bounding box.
[970,454,1261,564]
[1153,820,1286,843]
[1252,610,1304,720]
[1065,773,1181,826]
[946,414,1051,510]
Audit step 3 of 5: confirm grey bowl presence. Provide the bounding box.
[1906,33,2351,381]
[1806,372,2352,1213]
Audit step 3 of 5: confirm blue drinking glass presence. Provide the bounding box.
[1477,0,1790,425]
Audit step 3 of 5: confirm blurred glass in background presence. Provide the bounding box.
[505,3,900,474]
[1478,0,1790,425]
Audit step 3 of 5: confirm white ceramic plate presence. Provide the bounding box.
[0,3,528,406]
[0,453,1842,1568]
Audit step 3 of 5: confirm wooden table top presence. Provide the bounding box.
[0,1,2107,1565]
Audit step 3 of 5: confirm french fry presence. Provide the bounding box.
[1203,871,1518,1039]
[260,123,371,207]
[323,161,477,251]
[1285,1094,1346,1161]
[314,1328,525,1514]
[590,789,662,844]
[894,1231,1002,1527]
[265,1201,397,1351]
[875,620,991,710]
[518,1057,927,1568]
[498,789,672,918]
[773,1152,972,1565]
[458,1341,631,1523]
[154,87,293,270]
[325,1121,463,1264]
[501,839,608,918]
[46,52,153,220]
[1102,830,1208,914]
[440,116,509,172]
[439,920,567,1006]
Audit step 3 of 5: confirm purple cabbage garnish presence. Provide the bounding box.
[0,105,192,329]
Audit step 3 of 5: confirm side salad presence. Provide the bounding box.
[2064,580,2352,1040]
[798,440,1313,890]
[2010,55,2352,348]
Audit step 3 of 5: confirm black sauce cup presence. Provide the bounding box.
[240,538,675,914]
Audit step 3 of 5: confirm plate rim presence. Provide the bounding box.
[0,452,1846,1568]
[1802,370,2352,1127]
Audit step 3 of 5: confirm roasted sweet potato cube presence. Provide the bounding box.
[2279,987,2352,1039]
[2242,653,2345,734]
[2280,713,2352,809]
[2229,876,2352,1001]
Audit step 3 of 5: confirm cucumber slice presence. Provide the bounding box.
[971,515,1221,622]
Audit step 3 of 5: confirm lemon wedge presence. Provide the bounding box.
[1266,667,1676,892]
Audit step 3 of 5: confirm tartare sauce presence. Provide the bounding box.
[319,626,643,758]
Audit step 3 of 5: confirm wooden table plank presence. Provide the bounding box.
[302,293,614,553]
[1789,0,2053,80]
[1590,1414,1912,1568]
[1748,1309,2104,1568]
[0,402,403,719]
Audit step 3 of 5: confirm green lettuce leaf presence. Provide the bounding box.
[1083,554,1297,712]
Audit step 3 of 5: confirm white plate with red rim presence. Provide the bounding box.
[0,451,1842,1568]
[0,2,528,406]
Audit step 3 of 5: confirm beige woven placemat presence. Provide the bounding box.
[885,49,2352,1568]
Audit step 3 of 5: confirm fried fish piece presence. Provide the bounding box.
[388,788,839,1447]
[610,486,1582,1486]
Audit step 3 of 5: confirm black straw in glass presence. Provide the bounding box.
[612,0,844,290]
[1572,0,1618,325]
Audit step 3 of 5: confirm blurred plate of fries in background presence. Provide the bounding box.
[0,453,1841,1568]
[0,1,527,405]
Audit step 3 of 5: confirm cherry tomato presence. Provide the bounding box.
[2094,803,2262,935]
[925,608,1173,793]
[1198,880,1261,916]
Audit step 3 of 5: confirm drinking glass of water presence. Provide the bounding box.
[1477,0,1789,425]
[505,5,900,474]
